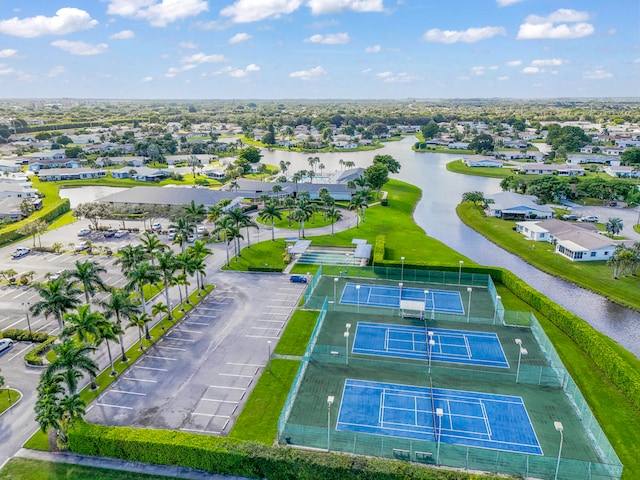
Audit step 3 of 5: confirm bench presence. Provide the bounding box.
[392,448,410,460]
[414,451,433,463]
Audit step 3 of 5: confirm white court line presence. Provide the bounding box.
[464,335,472,359]
[176,329,202,334]
[111,390,146,396]
[226,362,264,368]
[145,355,177,361]
[135,366,167,372]
[201,398,238,403]
[218,373,252,378]
[96,403,133,410]
[156,345,186,351]
[180,427,221,434]
[165,336,195,342]
[122,377,157,383]
[244,335,279,339]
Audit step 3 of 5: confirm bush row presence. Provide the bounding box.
[1,329,50,343]
[373,235,385,265]
[25,336,57,366]
[248,265,284,272]
[69,422,495,480]
[0,198,71,247]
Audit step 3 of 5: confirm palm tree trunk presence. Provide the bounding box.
[225,239,230,266]
[163,280,172,320]
[246,226,251,248]
[56,313,63,331]
[115,313,127,361]
[138,329,143,349]
[106,341,115,376]
[139,285,151,339]
[271,220,275,241]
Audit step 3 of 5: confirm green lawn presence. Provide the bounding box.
[457,202,640,312]
[446,159,521,179]
[273,310,318,356]
[0,458,186,480]
[0,389,21,413]
[256,209,334,230]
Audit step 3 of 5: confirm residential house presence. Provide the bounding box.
[111,166,170,182]
[202,166,226,179]
[515,163,584,176]
[603,165,640,178]
[616,139,640,148]
[518,132,539,141]
[37,168,107,182]
[496,150,545,161]
[503,140,528,149]
[0,159,22,172]
[0,182,38,200]
[448,142,470,150]
[27,158,80,171]
[95,156,145,168]
[485,192,553,219]
[601,147,625,156]
[329,167,366,184]
[567,154,620,167]
[223,178,353,201]
[463,156,503,168]
[0,197,25,221]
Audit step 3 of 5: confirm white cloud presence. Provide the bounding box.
[289,65,327,80]
[522,66,541,74]
[107,0,208,27]
[141,76,154,82]
[634,59,640,64]
[229,33,252,44]
[470,66,487,76]
[179,41,198,49]
[583,69,613,80]
[0,64,15,76]
[306,0,384,15]
[498,76,509,81]
[304,33,349,44]
[47,66,66,77]
[531,58,566,66]
[365,45,381,53]
[423,26,506,44]
[224,63,261,77]
[517,9,594,40]
[361,68,372,74]
[221,0,302,23]
[496,0,524,6]
[51,40,109,56]
[0,49,17,58]
[0,8,97,38]
[505,60,522,67]
[110,29,135,40]
[181,52,225,64]
[375,71,419,83]
[165,64,197,78]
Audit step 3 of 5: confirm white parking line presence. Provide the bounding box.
[251,326,279,331]
[267,305,291,308]
[164,337,194,343]
[218,373,252,378]
[262,312,288,316]
[4,317,26,330]
[156,345,186,351]
[135,366,168,372]
[245,335,280,339]
[180,427,220,434]
[208,385,246,390]
[7,344,31,361]
[13,290,29,299]
[145,355,177,361]
[96,403,133,410]
[111,390,146,396]
[200,398,238,403]
[123,377,157,383]
[176,329,202,334]
[198,307,223,311]
[257,319,284,324]
[184,321,209,326]
[226,362,264,367]
[191,413,230,418]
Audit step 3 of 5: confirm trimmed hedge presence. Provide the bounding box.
[373,234,385,265]
[1,329,50,343]
[25,336,56,366]
[248,265,284,272]
[69,422,496,480]
[0,198,70,247]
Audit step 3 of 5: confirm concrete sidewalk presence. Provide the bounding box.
[16,448,250,480]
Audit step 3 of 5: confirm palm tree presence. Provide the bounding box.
[213,216,242,266]
[31,278,82,331]
[272,184,283,200]
[35,374,65,442]
[67,260,107,305]
[174,274,190,308]
[176,252,197,301]
[349,193,368,228]
[95,318,121,376]
[183,200,207,230]
[99,288,140,362]
[225,208,254,253]
[125,262,161,339]
[291,208,307,238]
[62,305,105,345]
[115,244,147,276]
[207,204,224,239]
[46,339,98,395]
[605,217,624,236]
[151,302,169,330]
[127,313,151,350]
[169,216,193,252]
[283,196,296,226]
[326,206,343,236]
[139,232,166,264]
[155,250,179,321]
[258,203,282,241]
[294,198,314,237]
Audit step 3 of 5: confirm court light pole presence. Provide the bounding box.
[515,339,527,383]
[436,408,444,465]
[327,396,335,451]
[458,260,464,285]
[399,282,403,300]
[554,421,564,480]
[493,295,501,325]
[423,289,429,323]
[356,284,361,313]
[466,287,473,323]
[400,256,405,283]
[344,330,350,365]
[334,277,339,303]
[428,332,435,374]
[21,302,32,339]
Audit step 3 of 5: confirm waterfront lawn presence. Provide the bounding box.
[0,458,186,480]
[446,159,521,178]
[457,202,640,312]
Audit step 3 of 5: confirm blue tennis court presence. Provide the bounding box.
[336,379,542,455]
[340,283,464,315]
[352,322,509,368]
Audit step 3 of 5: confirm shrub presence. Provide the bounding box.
[25,336,57,366]
[1,329,50,343]
[248,266,284,272]
[243,204,259,213]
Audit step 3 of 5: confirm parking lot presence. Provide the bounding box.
[85,272,305,435]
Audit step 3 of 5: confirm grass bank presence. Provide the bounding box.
[446,159,519,179]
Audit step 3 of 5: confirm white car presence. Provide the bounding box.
[11,247,30,259]
[114,230,129,238]
[0,338,14,354]
[197,226,207,234]
[50,269,66,280]
[152,223,162,231]
[77,228,91,236]
[187,234,196,243]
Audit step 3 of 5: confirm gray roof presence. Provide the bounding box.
[330,167,366,183]
[488,192,553,214]
[227,178,351,196]
[98,186,242,208]
[534,219,617,250]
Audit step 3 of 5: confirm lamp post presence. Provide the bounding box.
[21,302,32,339]
[428,332,435,374]
[424,289,429,321]
[493,295,501,325]
[458,260,464,285]
[266,341,272,372]
[334,277,339,303]
[356,284,361,313]
[344,330,350,365]
[400,256,405,283]
[327,396,335,451]
[436,408,444,465]
[554,421,564,480]
[399,282,403,301]
[515,339,527,383]
[466,287,472,322]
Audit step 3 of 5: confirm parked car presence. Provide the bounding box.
[114,230,129,238]
[581,215,599,223]
[187,234,196,243]
[74,241,91,252]
[563,215,578,221]
[197,226,207,234]
[290,275,308,284]
[77,228,91,236]
[49,269,66,280]
[103,228,118,238]
[0,338,14,354]
[11,247,30,259]
[152,222,162,231]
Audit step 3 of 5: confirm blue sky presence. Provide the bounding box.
[0,0,637,99]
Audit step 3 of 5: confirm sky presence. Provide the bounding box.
[0,0,637,99]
